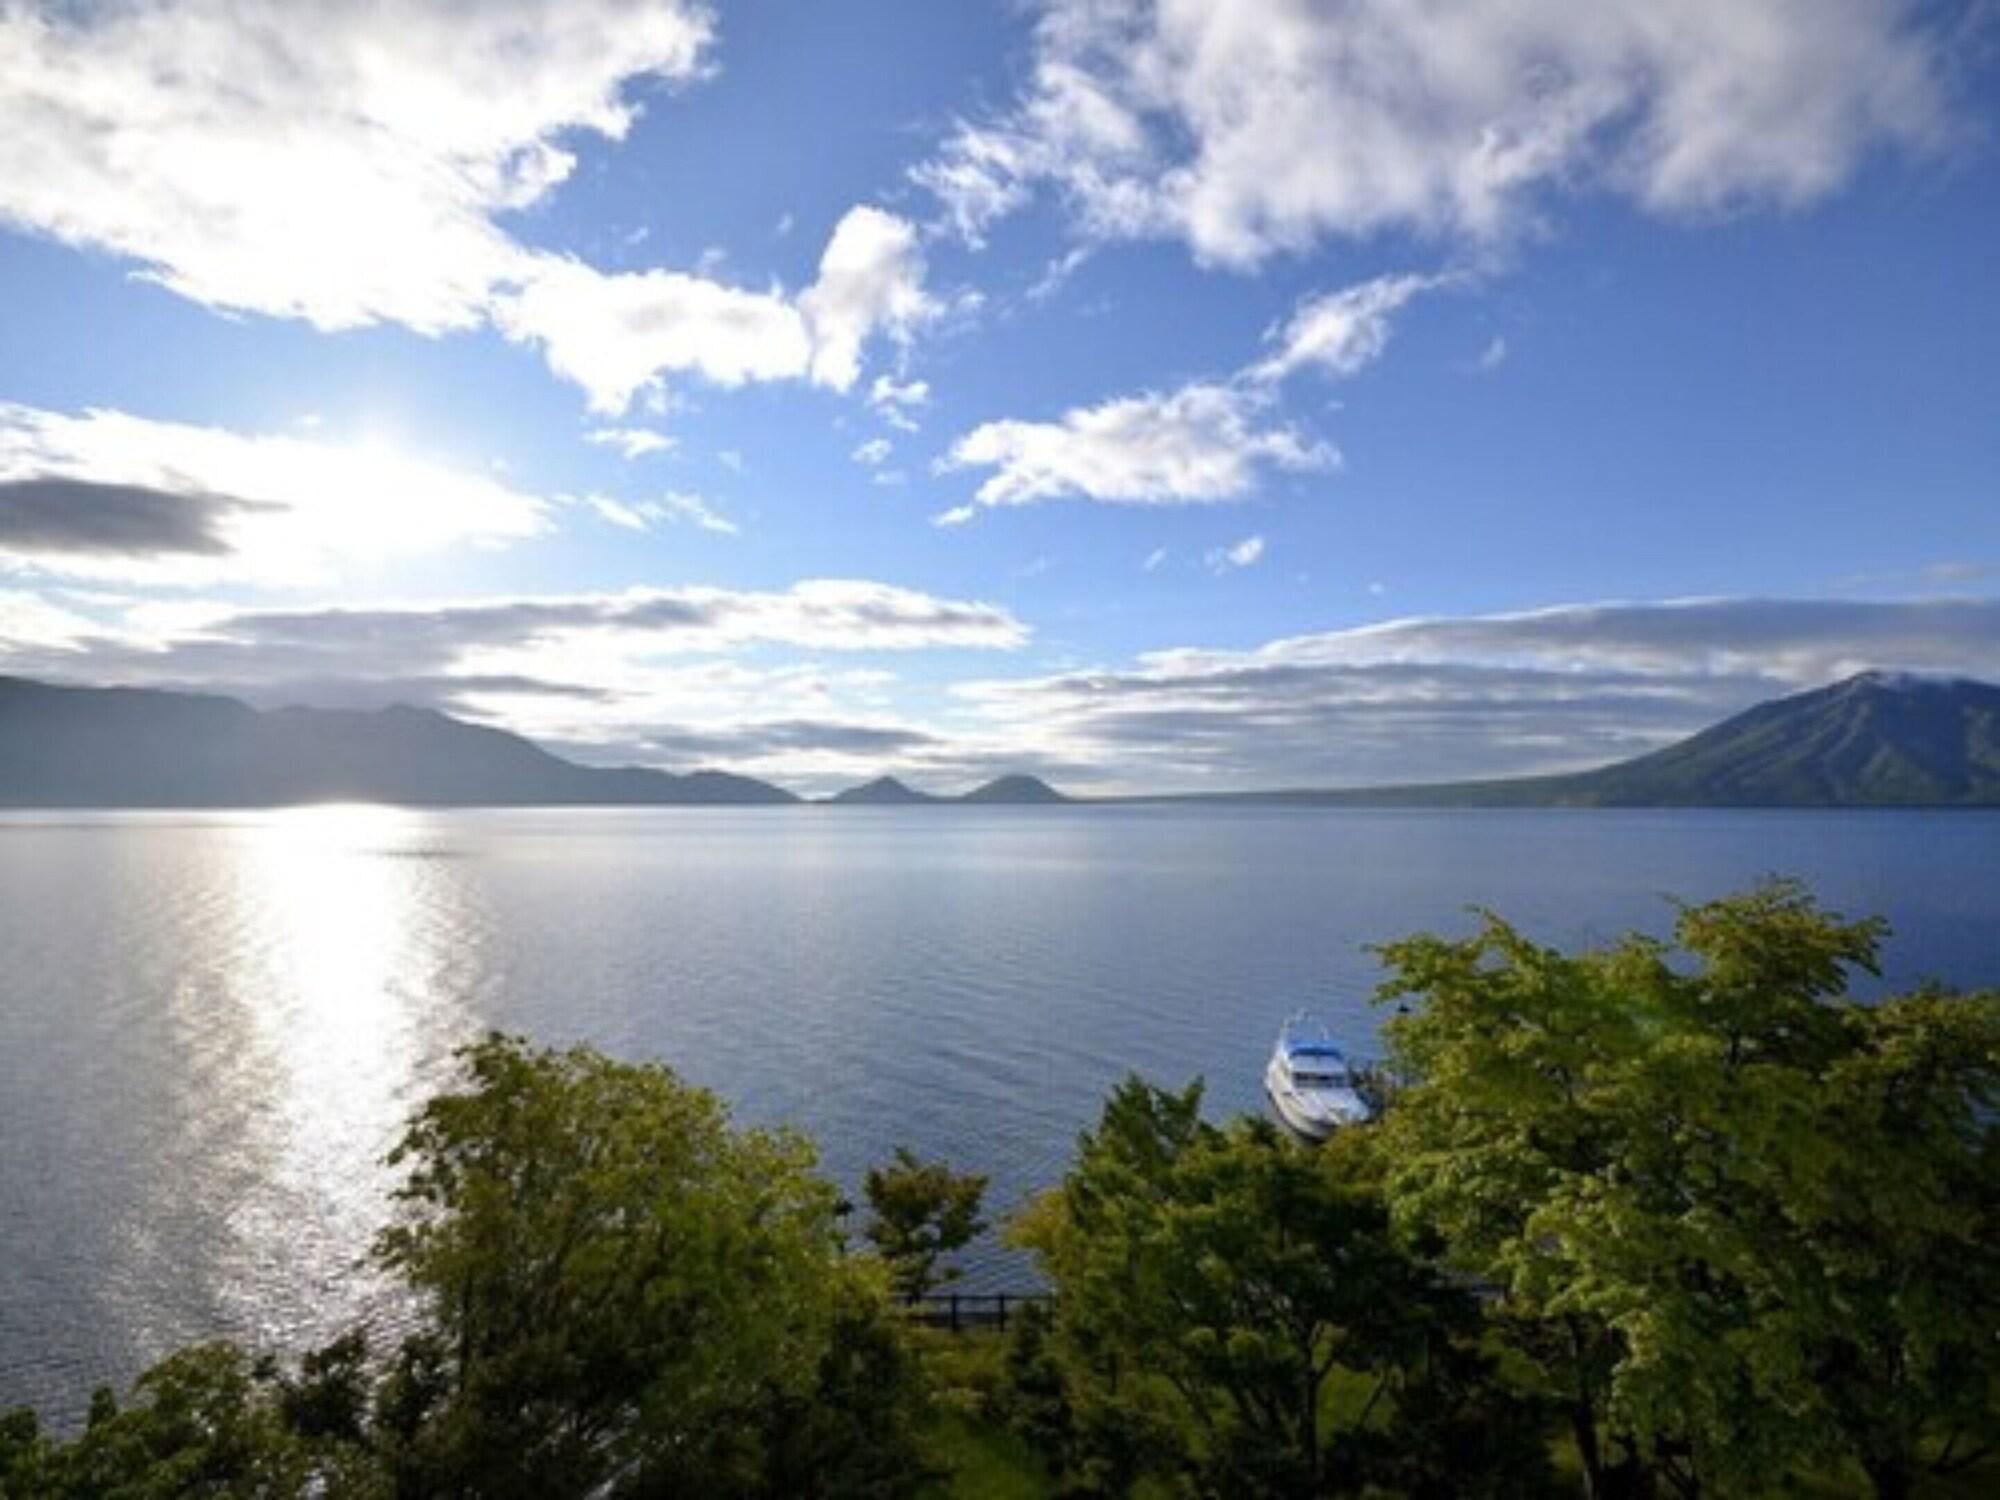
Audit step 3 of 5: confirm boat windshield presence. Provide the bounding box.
[1294,1070,1349,1088]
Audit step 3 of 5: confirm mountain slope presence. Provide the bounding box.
[1566,672,2000,806]
[1190,673,2000,808]
[0,677,796,806]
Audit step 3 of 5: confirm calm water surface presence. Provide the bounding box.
[2,805,1996,1419]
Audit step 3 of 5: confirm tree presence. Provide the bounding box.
[0,1343,384,1499]
[1009,1075,1553,1497]
[373,1032,930,1498]
[1372,880,2000,1500]
[862,1146,989,1299]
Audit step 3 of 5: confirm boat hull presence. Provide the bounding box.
[1264,1058,1337,1142]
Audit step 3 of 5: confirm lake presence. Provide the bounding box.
[1,805,1995,1421]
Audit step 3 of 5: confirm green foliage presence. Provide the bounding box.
[1007,1076,1555,1497]
[1373,879,2000,1499]
[866,1146,992,1299]
[0,1343,384,1499]
[371,1031,930,1497]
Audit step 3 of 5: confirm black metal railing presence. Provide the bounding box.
[898,1291,1052,1332]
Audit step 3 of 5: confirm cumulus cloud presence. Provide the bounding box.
[494,206,937,413]
[0,404,548,585]
[495,256,813,415]
[0,0,714,331]
[917,0,1955,263]
[1253,274,1444,383]
[799,207,941,392]
[0,7,939,416]
[940,381,1334,515]
[851,438,894,468]
[950,596,2000,791]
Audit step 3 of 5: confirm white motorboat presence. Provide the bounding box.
[1264,1012,1373,1141]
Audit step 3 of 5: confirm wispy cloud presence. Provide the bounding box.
[868,375,931,431]
[1252,274,1446,383]
[1207,534,1265,572]
[586,426,677,460]
[582,492,738,536]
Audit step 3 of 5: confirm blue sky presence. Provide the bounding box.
[1,0,1996,793]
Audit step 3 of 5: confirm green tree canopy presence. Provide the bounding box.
[1373,880,2000,1500]
[371,1032,930,1497]
[1010,1075,1553,1497]
[863,1146,990,1299]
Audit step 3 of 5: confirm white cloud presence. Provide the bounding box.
[1208,534,1265,572]
[940,381,1334,514]
[918,0,1954,264]
[0,403,548,586]
[586,426,677,460]
[493,205,938,413]
[0,8,944,417]
[496,255,813,415]
[650,491,739,535]
[869,375,932,431]
[586,495,652,532]
[1142,547,1168,572]
[0,590,96,652]
[0,0,714,332]
[1476,335,1510,372]
[910,127,1036,247]
[799,207,942,392]
[851,438,894,467]
[1253,274,1443,383]
[584,489,734,534]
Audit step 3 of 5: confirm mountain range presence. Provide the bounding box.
[2,671,1995,809]
[0,676,794,806]
[826,773,1066,805]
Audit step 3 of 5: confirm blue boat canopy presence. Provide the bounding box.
[1285,1040,1347,1059]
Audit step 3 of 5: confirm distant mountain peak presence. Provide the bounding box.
[959,773,1067,804]
[830,775,937,804]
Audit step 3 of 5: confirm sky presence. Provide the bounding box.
[0,0,1996,795]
